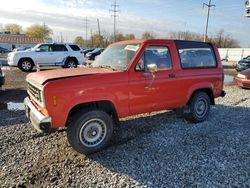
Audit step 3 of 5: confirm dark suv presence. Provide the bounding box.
[235,55,250,72]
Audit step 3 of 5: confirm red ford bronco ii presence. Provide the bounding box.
[24,39,225,154]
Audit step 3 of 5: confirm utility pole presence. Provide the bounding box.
[97,18,102,47]
[60,32,63,43]
[110,0,120,43]
[84,16,89,46]
[203,0,215,42]
[90,29,93,47]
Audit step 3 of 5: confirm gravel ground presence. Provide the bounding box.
[0,68,250,188]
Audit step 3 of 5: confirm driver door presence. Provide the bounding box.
[128,43,178,115]
[34,44,55,65]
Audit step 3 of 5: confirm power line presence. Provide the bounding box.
[203,0,215,42]
[110,0,120,43]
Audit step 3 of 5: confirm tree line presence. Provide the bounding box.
[1,23,52,39]
[1,23,240,48]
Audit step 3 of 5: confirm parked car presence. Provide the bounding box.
[235,55,250,72]
[24,39,225,154]
[7,43,84,72]
[234,68,250,89]
[0,47,10,54]
[86,48,104,60]
[0,67,5,87]
[82,48,94,57]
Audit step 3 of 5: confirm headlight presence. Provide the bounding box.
[237,73,246,79]
[8,52,16,58]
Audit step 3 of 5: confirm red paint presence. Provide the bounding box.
[234,69,250,88]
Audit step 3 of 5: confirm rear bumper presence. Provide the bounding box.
[24,97,53,133]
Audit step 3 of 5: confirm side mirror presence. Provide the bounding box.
[147,63,157,73]
[35,49,41,52]
[145,64,157,90]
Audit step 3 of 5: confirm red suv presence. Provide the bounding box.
[25,39,225,154]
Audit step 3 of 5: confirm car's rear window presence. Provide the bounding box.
[176,41,217,69]
[69,45,81,51]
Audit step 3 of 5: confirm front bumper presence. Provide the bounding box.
[234,77,250,89]
[24,97,52,133]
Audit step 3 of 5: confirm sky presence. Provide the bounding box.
[0,0,249,47]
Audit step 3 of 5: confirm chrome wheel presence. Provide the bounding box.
[67,61,77,68]
[79,118,107,147]
[21,61,32,71]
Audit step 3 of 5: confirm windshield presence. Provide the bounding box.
[92,43,140,71]
[92,48,102,53]
[31,44,41,51]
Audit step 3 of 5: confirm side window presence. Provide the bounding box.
[69,45,80,51]
[176,41,216,68]
[37,45,52,52]
[53,45,68,52]
[135,46,171,71]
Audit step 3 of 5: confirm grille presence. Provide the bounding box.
[27,82,42,103]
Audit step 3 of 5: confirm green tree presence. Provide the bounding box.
[25,24,53,39]
[74,36,85,47]
[4,24,22,35]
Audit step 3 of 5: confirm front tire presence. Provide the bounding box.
[18,60,34,72]
[67,110,114,154]
[184,92,210,123]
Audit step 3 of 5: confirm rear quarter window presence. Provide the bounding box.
[176,41,216,69]
[69,45,81,51]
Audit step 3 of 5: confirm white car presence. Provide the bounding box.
[7,43,84,72]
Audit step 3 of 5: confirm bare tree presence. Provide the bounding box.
[141,32,155,39]
[212,29,240,48]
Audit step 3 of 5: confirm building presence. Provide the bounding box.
[0,33,51,51]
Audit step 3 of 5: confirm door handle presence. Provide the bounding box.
[169,73,176,78]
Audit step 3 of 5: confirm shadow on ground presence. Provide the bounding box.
[88,104,250,187]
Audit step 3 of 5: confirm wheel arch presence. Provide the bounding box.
[66,100,119,126]
[18,57,35,66]
[65,56,79,65]
[188,88,215,105]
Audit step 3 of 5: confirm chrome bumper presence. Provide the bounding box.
[24,97,52,133]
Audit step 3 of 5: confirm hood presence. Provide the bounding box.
[27,68,116,85]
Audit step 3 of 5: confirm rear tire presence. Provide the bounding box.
[64,58,78,68]
[184,92,210,123]
[18,59,34,72]
[67,110,114,154]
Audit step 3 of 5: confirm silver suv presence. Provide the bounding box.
[8,43,84,72]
